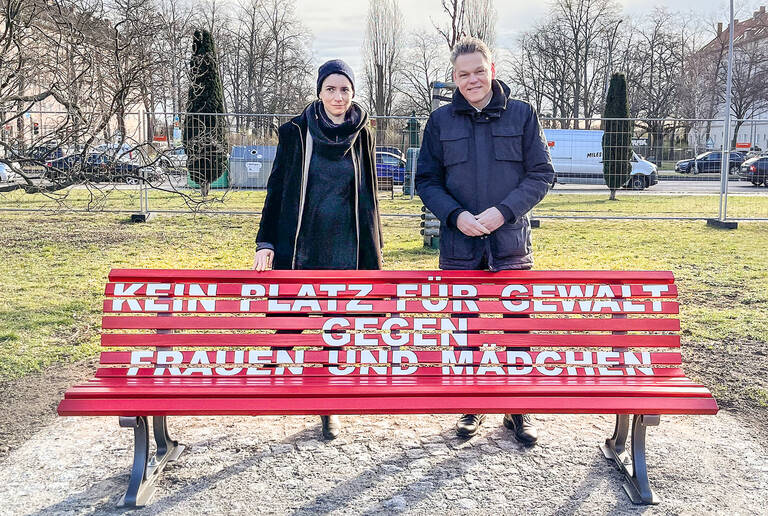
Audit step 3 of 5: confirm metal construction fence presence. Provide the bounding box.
[1,111,767,222]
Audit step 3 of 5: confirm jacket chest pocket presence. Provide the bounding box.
[440,133,469,166]
[492,126,524,162]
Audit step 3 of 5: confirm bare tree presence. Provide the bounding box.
[464,0,496,48]
[630,9,684,162]
[433,0,465,51]
[363,0,404,127]
[396,32,448,116]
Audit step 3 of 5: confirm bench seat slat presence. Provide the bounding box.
[61,379,716,400]
[100,333,682,348]
[94,366,690,378]
[99,350,684,366]
[105,282,679,299]
[102,299,680,315]
[102,316,681,332]
[107,269,676,284]
[57,394,718,417]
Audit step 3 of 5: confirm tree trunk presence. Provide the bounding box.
[609,188,617,200]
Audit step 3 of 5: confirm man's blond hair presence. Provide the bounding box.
[450,37,492,65]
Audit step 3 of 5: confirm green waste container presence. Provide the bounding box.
[187,168,229,189]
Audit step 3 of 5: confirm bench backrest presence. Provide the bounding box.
[98,269,684,380]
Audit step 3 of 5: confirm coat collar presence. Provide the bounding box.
[451,79,510,119]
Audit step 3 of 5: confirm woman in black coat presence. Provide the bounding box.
[253,59,383,439]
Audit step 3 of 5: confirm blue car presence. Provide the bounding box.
[376,151,406,184]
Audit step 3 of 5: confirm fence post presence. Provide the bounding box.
[131,112,152,223]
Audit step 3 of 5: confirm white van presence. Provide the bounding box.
[543,129,658,189]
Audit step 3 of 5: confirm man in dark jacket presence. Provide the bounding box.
[416,37,554,444]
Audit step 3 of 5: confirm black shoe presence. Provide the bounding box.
[503,413,538,445]
[321,415,341,440]
[456,414,486,438]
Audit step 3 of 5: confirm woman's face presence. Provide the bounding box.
[319,74,353,118]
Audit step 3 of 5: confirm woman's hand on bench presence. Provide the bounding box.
[253,249,274,271]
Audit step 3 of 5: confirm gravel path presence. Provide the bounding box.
[0,410,765,515]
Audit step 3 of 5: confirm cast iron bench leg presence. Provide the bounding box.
[601,414,660,505]
[118,416,185,507]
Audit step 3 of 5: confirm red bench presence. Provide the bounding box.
[58,269,718,506]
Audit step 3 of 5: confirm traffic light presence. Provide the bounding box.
[33,122,39,135]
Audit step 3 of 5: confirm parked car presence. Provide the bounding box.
[0,161,19,182]
[542,129,658,189]
[375,145,404,161]
[675,151,744,174]
[739,156,768,186]
[375,151,406,184]
[44,153,159,184]
[158,147,188,169]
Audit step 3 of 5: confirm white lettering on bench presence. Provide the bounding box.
[188,284,217,296]
[396,284,419,311]
[382,318,409,345]
[535,351,563,376]
[502,299,529,312]
[532,284,556,297]
[642,285,669,297]
[146,283,171,296]
[328,350,356,375]
[112,298,142,311]
[442,350,474,375]
[595,285,615,298]
[274,350,304,375]
[477,351,505,375]
[507,351,533,375]
[155,351,183,376]
[240,285,266,311]
[623,351,654,375]
[114,283,143,296]
[421,284,449,311]
[359,349,388,375]
[322,317,351,345]
[596,352,622,376]
[502,284,528,298]
[145,299,170,311]
[354,318,379,346]
[268,284,291,310]
[318,284,345,310]
[347,284,373,311]
[186,298,216,312]
[565,351,596,376]
[127,350,154,375]
[215,350,244,376]
[441,318,468,346]
[246,350,273,375]
[452,285,479,312]
[558,285,591,297]
[392,350,418,375]
[413,318,437,346]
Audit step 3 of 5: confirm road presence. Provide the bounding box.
[553,180,768,195]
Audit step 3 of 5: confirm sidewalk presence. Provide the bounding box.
[0,410,765,515]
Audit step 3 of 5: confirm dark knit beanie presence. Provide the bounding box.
[317,59,355,96]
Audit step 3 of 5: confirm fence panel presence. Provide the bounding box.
[1,111,766,221]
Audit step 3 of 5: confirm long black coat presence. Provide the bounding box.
[256,106,383,270]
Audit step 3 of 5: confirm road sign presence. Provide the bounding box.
[706,137,715,150]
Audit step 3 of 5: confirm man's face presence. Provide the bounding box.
[452,52,495,107]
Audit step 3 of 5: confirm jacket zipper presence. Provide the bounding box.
[290,121,312,269]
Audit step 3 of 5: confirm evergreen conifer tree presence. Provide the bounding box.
[602,73,632,200]
[183,29,227,197]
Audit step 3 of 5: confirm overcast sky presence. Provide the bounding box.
[294,0,754,79]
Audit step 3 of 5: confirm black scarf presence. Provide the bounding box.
[306,101,368,160]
